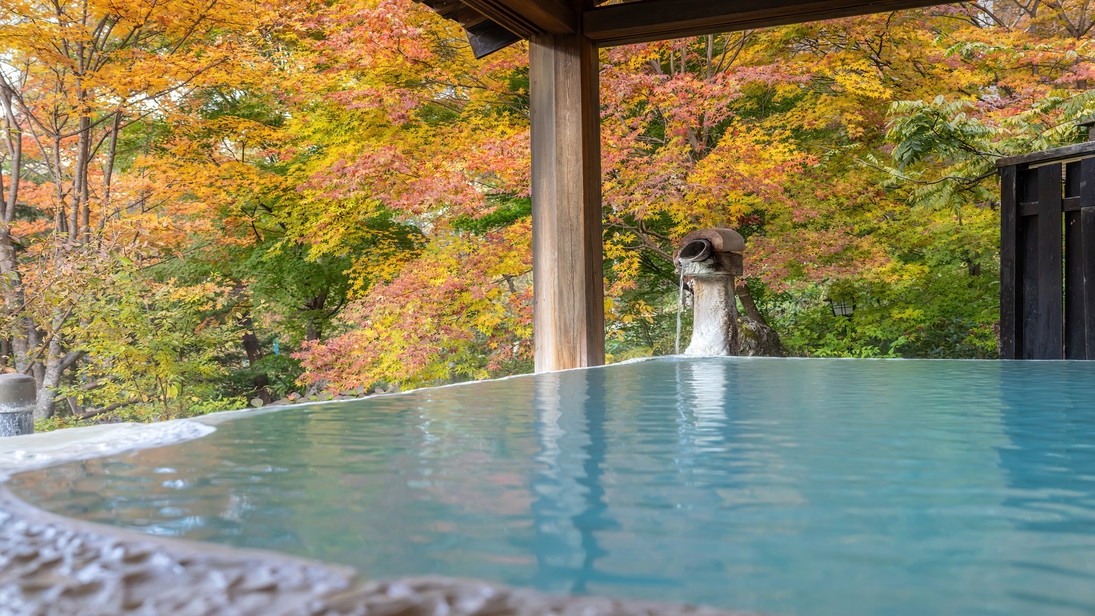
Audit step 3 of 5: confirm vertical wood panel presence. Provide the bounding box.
[1031,163,1064,359]
[1065,207,1084,358]
[999,165,1019,359]
[1065,161,1082,198]
[1063,158,1089,358]
[1019,209,1039,358]
[1081,157,1095,208]
[1064,161,1081,358]
[1019,167,1039,203]
[1080,206,1095,359]
[1074,158,1095,359]
[530,32,605,372]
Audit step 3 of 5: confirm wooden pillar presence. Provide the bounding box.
[529,32,604,372]
[1030,163,1064,359]
[1064,158,1095,359]
[999,165,1018,358]
[1001,162,1064,359]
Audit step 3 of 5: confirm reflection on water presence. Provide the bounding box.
[995,363,1095,614]
[532,368,618,593]
[9,358,1095,616]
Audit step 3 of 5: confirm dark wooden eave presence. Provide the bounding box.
[418,0,955,56]
[417,0,577,57]
[584,0,957,47]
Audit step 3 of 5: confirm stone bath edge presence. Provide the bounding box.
[0,483,759,616]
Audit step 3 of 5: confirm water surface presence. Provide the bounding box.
[10,358,1095,615]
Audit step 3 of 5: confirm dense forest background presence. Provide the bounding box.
[2,0,1094,426]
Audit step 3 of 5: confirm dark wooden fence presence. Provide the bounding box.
[998,141,1095,359]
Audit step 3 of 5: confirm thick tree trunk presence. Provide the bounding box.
[34,339,63,420]
[34,336,80,420]
[735,281,787,357]
[12,321,35,376]
[0,229,35,377]
[0,85,31,375]
[34,380,57,421]
[0,226,33,380]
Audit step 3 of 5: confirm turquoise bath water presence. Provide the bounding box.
[9,358,1095,615]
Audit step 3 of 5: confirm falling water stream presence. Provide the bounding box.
[675,269,685,354]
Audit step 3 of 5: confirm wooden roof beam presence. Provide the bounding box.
[460,0,577,37]
[584,0,953,47]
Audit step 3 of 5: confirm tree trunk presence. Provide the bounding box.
[0,229,28,362]
[35,340,64,420]
[100,111,122,229]
[735,281,787,357]
[34,336,80,420]
[1,88,21,224]
[53,137,68,234]
[0,85,32,376]
[303,293,328,341]
[73,113,91,241]
[239,313,264,365]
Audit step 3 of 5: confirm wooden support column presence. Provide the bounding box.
[1065,158,1095,359]
[999,165,1018,358]
[529,32,604,372]
[1030,163,1064,359]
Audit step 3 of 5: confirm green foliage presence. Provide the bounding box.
[220,353,305,402]
[58,265,247,420]
[34,416,99,432]
[883,90,1095,213]
[771,209,1000,359]
[606,249,689,359]
[451,197,532,234]
[887,98,1001,170]
[245,242,356,343]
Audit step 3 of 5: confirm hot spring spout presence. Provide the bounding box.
[674,228,745,357]
[677,239,711,264]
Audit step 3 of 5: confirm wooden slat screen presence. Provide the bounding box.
[999,143,1095,359]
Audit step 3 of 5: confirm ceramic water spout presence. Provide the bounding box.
[675,228,744,356]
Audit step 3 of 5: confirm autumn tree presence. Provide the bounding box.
[0,0,295,417]
[597,33,814,357]
[282,0,535,389]
[596,2,1095,359]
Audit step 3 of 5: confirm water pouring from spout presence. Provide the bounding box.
[675,239,714,354]
[673,229,745,356]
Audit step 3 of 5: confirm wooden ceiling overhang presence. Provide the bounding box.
[418,0,953,57]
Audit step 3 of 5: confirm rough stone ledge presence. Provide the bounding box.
[0,486,760,616]
[0,421,216,481]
